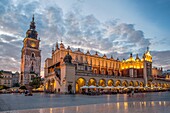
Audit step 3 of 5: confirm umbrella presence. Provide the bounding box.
[127,86,135,89]
[19,86,27,90]
[104,86,112,89]
[135,86,144,89]
[115,86,124,89]
[97,86,104,89]
[89,85,96,89]
[110,86,115,89]
[80,86,89,89]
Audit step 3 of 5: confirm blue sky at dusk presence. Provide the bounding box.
[0,0,170,75]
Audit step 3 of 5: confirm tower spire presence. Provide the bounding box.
[32,14,34,22]
[147,47,149,51]
[26,15,38,39]
[30,15,36,30]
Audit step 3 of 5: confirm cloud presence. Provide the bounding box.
[152,51,170,70]
[0,0,168,74]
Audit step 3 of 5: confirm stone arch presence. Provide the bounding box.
[88,78,97,86]
[50,78,55,92]
[147,81,152,87]
[129,81,134,86]
[168,84,170,88]
[140,82,144,87]
[162,83,166,88]
[98,79,106,87]
[76,77,86,93]
[115,80,122,86]
[134,81,139,87]
[107,79,114,86]
[46,79,51,91]
[152,83,157,87]
[122,80,128,87]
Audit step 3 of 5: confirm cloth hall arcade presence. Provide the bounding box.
[44,42,170,93]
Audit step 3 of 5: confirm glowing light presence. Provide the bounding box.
[124,102,128,110]
[116,102,120,110]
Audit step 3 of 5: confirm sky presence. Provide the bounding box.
[0,0,170,76]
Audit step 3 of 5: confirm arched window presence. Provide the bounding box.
[80,56,83,63]
[31,52,35,58]
[76,56,78,61]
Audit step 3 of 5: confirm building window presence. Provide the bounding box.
[102,70,105,74]
[76,56,78,61]
[94,69,97,74]
[85,57,88,63]
[102,61,104,67]
[80,56,83,63]
[85,66,87,71]
[31,52,35,58]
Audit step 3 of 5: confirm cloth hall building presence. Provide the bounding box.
[44,42,170,93]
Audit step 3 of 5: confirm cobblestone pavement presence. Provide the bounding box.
[0,92,170,113]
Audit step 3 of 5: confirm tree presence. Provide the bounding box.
[29,75,42,89]
[13,83,20,87]
[0,71,3,78]
[19,85,27,90]
[0,85,10,90]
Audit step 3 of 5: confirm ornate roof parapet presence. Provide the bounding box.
[55,42,59,50]
[110,55,113,60]
[126,53,135,62]
[95,51,98,56]
[67,46,71,50]
[86,50,91,55]
[117,58,119,61]
[60,41,65,50]
[77,48,81,52]
[135,54,140,61]
[52,47,54,54]
[143,47,152,62]
[122,58,125,62]
[103,54,107,58]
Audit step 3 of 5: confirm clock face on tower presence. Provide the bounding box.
[30,41,36,47]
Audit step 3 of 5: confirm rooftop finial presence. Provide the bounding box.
[32,14,34,22]
[130,53,132,57]
[147,46,149,51]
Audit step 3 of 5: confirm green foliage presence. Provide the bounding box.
[29,75,42,89]
[19,85,27,90]
[0,85,10,90]
[0,71,3,78]
[13,83,20,87]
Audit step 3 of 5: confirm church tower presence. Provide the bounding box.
[20,15,41,85]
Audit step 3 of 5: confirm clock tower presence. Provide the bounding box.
[20,15,41,85]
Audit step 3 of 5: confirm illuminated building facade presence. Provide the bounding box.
[152,67,163,79]
[20,16,41,85]
[44,42,170,93]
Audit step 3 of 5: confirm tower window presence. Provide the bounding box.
[31,52,35,58]
[76,56,78,61]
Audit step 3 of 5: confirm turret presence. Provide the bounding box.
[26,15,38,39]
[56,42,59,50]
